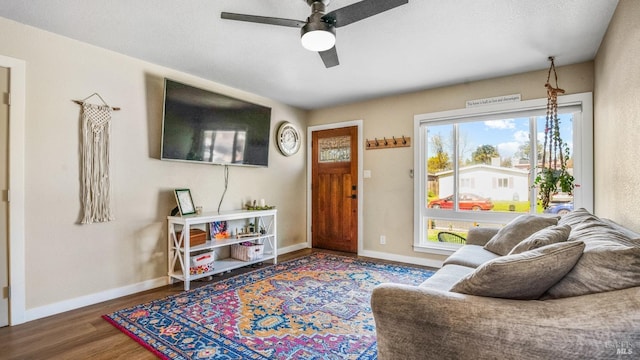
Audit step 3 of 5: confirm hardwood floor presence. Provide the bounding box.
[0,249,423,359]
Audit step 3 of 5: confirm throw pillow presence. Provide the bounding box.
[558,207,600,228]
[484,215,559,256]
[509,225,571,255]
[451,241,585,300]
[543,239,640,299]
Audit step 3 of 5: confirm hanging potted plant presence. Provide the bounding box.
[533,57,575,210]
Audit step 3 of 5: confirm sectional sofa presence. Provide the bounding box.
[371,208,640,359]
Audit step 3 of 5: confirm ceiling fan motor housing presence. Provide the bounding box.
[301,0,336,51]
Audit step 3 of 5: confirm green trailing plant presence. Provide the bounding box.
[533,57,575,210]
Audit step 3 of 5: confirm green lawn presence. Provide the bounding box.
[425,200,544,243]
[492,201,543,213]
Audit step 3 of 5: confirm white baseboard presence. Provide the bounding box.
[24,277,168,322]
[279,242,443,269]
[278,242,310,255]
[358,249,443,269]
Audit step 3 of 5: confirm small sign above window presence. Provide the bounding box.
[466,94,521,108]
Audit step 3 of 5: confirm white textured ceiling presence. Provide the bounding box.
[0,0,618,109]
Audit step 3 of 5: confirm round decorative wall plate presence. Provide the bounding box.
[277,122,301,156]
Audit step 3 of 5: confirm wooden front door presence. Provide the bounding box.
[311,126,358,253]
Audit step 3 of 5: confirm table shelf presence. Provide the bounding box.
[167,209,277,290]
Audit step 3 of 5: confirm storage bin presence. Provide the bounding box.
[189,251,214,275]
[177,228,207,247]
[231,242,264,261]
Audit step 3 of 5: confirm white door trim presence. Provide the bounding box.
[306,120,364,254]
[0,54,26,325]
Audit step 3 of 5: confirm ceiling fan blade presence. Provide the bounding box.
[323,0,408,28]
[221,12,306,28]
[319,46,339,68]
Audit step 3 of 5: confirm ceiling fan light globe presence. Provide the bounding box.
[301,30,335,51]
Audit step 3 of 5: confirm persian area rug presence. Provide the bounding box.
[103,253,433,359]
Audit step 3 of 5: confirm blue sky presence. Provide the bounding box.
[428,113,574,162]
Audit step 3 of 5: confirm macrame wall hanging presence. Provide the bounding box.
[74,93,120,224]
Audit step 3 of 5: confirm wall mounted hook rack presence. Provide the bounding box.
[366,135,410,150]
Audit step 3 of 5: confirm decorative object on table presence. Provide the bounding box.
[533,57,575,210]
[103,253,434,359]
[174,188,196,215]
[76,93,119,224]
[365,135,411,150]
[276,121,301,156]
[245,199,276,210]
[236,223,260,238]
[209,221,229,239]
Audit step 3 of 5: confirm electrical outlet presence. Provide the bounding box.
[380,235,386,245]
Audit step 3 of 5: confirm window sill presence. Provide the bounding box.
[413,243,460,256]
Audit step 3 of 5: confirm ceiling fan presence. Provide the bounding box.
[221,0,408,68]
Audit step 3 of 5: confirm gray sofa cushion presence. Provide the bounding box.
[602,218,640,241]
[509,224,571,255]
[558,207,600,227]
[484,214,558,256]
[465,227,500,246]
[543,220,640,298]
[451,241,585,300]
[419,264,475,292]
[443,244,500,268]
[544,240,640,299]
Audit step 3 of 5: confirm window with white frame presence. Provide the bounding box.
[413,93,593,254]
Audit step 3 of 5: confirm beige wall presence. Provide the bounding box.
[2,0,635,316]
[0,16,307,310]
[594,0,640,232]
[308,62,594,262]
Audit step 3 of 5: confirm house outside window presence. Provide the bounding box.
[413,93,593,254]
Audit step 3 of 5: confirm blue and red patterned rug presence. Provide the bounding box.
[103,253,433,359]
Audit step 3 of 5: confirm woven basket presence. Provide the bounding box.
[231,243,264,261]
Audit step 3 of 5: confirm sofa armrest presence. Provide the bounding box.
[371,284,640,360]
[465,227,499,246]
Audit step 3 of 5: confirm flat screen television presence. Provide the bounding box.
[161,79,272,167]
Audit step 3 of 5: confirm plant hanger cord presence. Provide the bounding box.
[543,56,565,172]
[534,56,575,210]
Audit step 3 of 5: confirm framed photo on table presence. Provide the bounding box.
[174,189,196,215]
